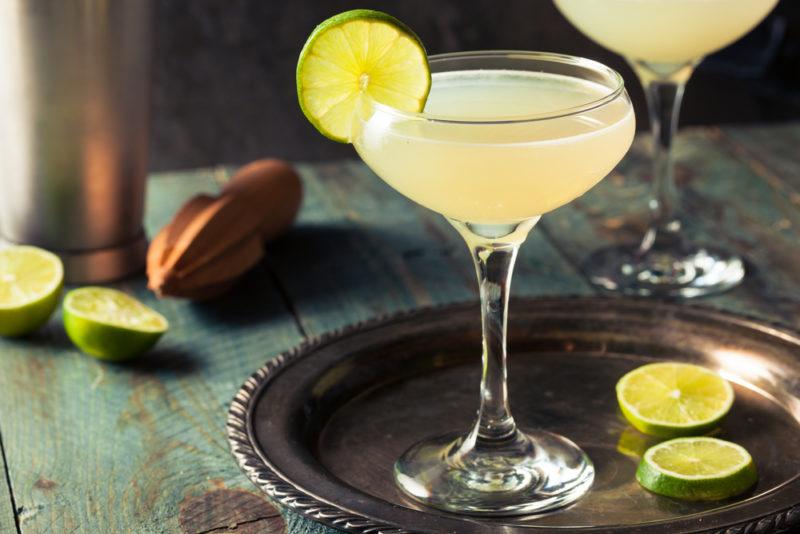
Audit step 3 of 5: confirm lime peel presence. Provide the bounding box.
[617,362,734,438]
[0,246,64,337]
[65,287,168,332]
[637,437,757,500]
[297,9,431,142]
[63,287,168,361]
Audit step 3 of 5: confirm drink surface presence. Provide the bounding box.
[354,69,635,224]
[554,0,779,64]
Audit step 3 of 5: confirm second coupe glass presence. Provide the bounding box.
[555,0,779,297]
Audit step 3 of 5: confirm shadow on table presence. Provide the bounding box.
[13,319,75,350]
[5,320,204,376]
[188,265,292,327]
[263,221,460,292]
[121,346,202,377]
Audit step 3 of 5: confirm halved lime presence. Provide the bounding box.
[617,362,734,438]
[637,437,757,500]
[63,287,168,361]
[0,246,63,337]
[297,9,431,142]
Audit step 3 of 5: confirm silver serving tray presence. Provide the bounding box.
[227,297,800,533]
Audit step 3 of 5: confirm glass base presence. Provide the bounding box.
[393,429,594,516]
[584,242,744,298]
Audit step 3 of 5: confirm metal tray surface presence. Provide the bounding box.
[227,297,800,533]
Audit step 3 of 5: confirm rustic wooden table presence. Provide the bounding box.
[0,123,798,533]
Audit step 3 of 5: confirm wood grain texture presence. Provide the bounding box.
[720,123,800,193]
[0,170,303,533]
[178,488,285,533]
[0,440,17,533]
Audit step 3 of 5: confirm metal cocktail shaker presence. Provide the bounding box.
[0,0,152,283]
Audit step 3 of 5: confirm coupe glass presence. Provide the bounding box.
[352,51,635,516]
[555,0,779,297]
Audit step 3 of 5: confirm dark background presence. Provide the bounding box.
[150,0,800,171]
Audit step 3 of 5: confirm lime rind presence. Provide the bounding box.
[617,362,734,437]
[63,287,168,361]
[297,9,431,142]
[636,437,757,501]
[643,437,751,480]
[0,246,64,337]
[64,287,168,333]
[0,246,63,309]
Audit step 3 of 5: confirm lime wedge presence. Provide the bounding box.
[63,287,168,361]
[637,437,757,500]
[0,246,63,337]
[617,362,734,438]
[297,9,431,142]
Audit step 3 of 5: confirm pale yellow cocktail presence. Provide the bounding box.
[354,69,635,224]
[554,0,779,64]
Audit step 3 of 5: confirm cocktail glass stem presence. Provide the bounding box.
[583,61,744,298]
[456,220,534,443]
[393,219,594,515]
[631,61,693,255]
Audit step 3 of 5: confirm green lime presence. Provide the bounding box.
[0,246,63,337]
[63,287,168,361]
[637,437,757,500]
[617,362,734,438]
[296,9,431,142]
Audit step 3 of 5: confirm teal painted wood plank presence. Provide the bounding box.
[0,170,303,533]
[0,444,17,533]
[258,160,591,336]
[541,125,800,326]
[720,123,800,194]
[286,510,342,534]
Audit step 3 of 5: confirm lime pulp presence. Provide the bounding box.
[63,287,168,361]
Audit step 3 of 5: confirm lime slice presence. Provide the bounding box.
[63,287,168,361]
[296,9,431,142]
[617,362,734,438]
[0,246,63,337]
[637,437,757,500]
